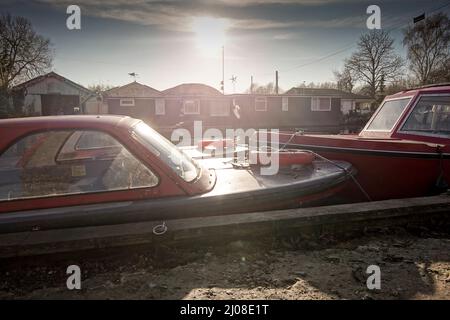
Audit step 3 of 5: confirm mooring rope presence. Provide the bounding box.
[278,131,372,201]
[303,150,372,202]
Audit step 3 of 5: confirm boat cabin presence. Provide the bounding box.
[360,84,450,144]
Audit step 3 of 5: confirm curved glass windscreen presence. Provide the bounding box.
[0,130,159,201]
[133,122,200,182]
[366,98,410,131]
[402,95,450,136]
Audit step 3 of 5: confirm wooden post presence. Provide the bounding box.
[222,46,225,94]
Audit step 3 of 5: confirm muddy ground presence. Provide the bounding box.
[0,226,449,300]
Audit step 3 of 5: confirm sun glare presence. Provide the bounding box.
[191,17,229,57]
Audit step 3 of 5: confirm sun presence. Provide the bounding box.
[191,17,229,57]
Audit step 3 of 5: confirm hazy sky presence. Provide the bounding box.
[2,0,450,93]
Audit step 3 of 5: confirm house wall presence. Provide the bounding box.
[85,98,108,114]
[286,96,341,127]
[106,93,350,136]
[23,94,42,115]
[129,97,233,129]
[107,98,156,125]
[231,96,342,130]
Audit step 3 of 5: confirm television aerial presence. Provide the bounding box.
[230,75,237,93]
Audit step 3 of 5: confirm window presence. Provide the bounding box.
[0,130,158,201]
[402,95,450,136]
[255,97,267,111]
[341,100,354,114]
[282,97,289,112]
[133,122,200,182]
[76,131,120,149]
[155,99,165,115]
[183,99,200,114]
[57,131,121,161]
[311,97,331,111]
[210,100,230,116]
[120,98,135,107]
[366,98,410,131]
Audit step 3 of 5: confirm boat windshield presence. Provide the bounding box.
[402,95,450,137]
[132,122,200,182]
[366,98,410,131]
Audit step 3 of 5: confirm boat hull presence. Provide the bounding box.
[0,160,354,234]
[274,133,450,202]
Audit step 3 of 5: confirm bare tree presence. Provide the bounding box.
[246,82,283,94]
[300,81,337,89]
[88,83,115,94]
[0,13,53,93]
[345,30,403,98]
[403,12,450,85]
[334,66,354,93]
[383,77,411,95]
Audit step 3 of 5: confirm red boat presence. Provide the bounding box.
[270,84,450,202]
[0,115,354,234]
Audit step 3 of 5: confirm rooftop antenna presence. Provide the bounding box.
[128,72,138,82]
[230,75,237,93]
[221,46,225,94]
[275,70,279,94]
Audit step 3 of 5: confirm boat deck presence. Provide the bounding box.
[199,158,351,196]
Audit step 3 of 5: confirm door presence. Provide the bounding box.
[41,94,80,115]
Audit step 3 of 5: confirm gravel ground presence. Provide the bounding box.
[0,227,449,300]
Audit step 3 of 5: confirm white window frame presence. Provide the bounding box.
[255,97,267,112]
[210,100,230,117]
[363,96,413,132]
[311,97,332,112]
[155,98,165,115]
[120,98,135,107]
[183,99,200,115]
[282,97,289,112]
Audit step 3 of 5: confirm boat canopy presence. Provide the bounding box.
[361,91,450,142]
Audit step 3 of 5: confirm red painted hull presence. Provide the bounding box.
[273,133,450,202]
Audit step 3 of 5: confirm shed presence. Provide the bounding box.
[13,72,96,116]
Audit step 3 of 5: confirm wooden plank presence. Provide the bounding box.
[0,194,449,258]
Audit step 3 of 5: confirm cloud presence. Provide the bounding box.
[219,0,357,5]
[273,33,294,40]
[232,16,364,30]
[36,0,369,32]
